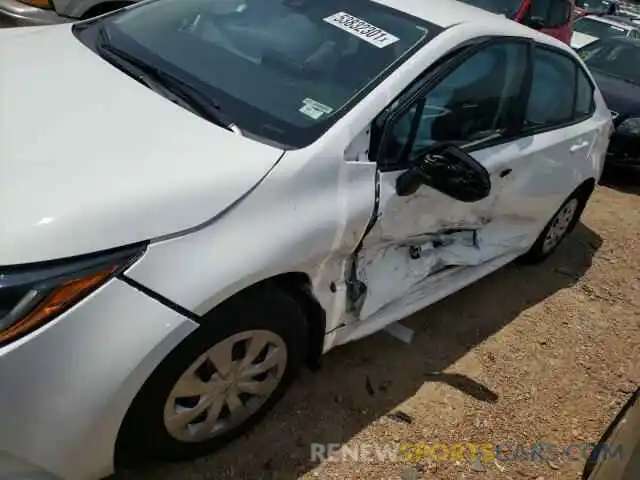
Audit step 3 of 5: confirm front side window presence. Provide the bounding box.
[381,42,529,166]
[75,0,441,148]
[573,17,630,38]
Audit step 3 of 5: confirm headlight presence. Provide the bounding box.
[16,0,53,9]
[617,117,640,136]
[0,244,145,346]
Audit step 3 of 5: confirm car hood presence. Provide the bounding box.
[591,70,640,117]
[571,32,599,49]
[0,25,284,265]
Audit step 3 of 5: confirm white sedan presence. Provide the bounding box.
[0,0,611,478]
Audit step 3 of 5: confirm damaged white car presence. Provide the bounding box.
[0,0,612,478]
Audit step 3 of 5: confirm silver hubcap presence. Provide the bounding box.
[163,330,287,442]
[542,198,579,254]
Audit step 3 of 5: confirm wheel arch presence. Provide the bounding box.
[113,271,320,469]
[200,272,327,370]
[571,176,597,219]
[575,177,596,199]
[268,273,326,369]
[128,268,329,370]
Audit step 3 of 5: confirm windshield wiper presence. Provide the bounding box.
[96,26,234,131]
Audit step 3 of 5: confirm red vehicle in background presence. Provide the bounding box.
[458,0,575,45]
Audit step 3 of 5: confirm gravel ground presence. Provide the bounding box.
[117,174,639,480]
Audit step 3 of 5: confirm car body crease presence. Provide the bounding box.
[149,150,287,244]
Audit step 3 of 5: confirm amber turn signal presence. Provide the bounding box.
[0,266,117,343]
[17,0,53,9]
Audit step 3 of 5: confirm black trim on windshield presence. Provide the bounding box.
[73,0,444,149]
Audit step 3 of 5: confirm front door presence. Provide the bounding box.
[352,39,533,320]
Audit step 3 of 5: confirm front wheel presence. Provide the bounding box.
[519,190,589,264]
[115,283,307,466]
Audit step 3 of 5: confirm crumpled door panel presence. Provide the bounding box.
[355,218,534,320]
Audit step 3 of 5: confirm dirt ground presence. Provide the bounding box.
[118,173,639,480]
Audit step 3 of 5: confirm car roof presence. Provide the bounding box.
[602,15,640,27]
[581,14,636,29]
[374,0,575,53]
[619,9,640,21]
[374,0,507,28]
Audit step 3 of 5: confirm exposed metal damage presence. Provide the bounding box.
[350,217,539,320]
[345,162,540,320]
[342,137,498,320]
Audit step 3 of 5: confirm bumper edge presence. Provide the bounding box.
[0,279,198,479]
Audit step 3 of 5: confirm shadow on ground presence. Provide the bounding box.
[600,167,640,195]
[114,222,602,480]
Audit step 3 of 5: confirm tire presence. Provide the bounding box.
[582,388,639,479]
[115,282,307,466]
[519,189,589,264]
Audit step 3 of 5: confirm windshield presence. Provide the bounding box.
[579,40,640,84]
[575,0,615,12]
[75,0,440,148]
[455,0,522,18]
[573,17,630,38]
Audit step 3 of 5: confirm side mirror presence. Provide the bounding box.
[523,16,546,30]
[396,144,491,202]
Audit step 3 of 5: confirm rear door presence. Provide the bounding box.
[489,43,607,242]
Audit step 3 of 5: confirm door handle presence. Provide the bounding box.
[569,141,589,153]
[499,168,512,178]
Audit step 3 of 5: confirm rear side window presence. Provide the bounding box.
[575,67,595,117]
[525,48,576,126]
[525,0,572,29]
[525,46,595,129]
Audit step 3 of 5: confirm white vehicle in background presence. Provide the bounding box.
[619,8,640,26]
[0,0,134,27]
[571,13,640,48]
[0,0,612,478]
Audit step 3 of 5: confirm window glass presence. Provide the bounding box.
[575,0,618,14]
[579,40,640,85]
[547,0,571,27]
[525,48,576,127]
[382,42,528,165]
[526,0,571,29]
[575,67,594,117]
[79,0,442,149]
